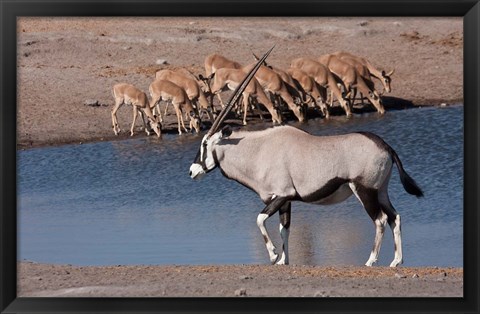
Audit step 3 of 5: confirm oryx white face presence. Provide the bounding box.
[189,126,231,179]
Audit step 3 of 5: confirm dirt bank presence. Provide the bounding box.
[17,17,462,149]
[18,261,463,297]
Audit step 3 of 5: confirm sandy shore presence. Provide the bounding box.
[18,262,463,297]
[17,17,462,149]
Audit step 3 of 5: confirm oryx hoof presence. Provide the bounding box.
[389,258,403,267]
[365,259,377,267]
[270,253,279,265]
[275,258,289,265]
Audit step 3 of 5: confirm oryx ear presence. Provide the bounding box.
[208,73,215,80]
[221,125,232,137]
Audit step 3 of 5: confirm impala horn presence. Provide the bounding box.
[207,45,275,137]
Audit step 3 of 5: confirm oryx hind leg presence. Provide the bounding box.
[349,182,386,267]
[276,202,291,265]
[378,186,403,267]
[257,196,288,264]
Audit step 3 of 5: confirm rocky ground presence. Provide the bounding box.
[18,262,463,297]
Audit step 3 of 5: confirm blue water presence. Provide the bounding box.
[18,105,463,267]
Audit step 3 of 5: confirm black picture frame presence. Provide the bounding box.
[1,0,478,313]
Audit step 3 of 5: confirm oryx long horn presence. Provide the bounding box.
[207,45,275,137]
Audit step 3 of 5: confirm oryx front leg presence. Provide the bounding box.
[276,202,291,265]
[257,195,288,264]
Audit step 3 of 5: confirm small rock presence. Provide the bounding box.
[314,290,329,297]
[84,99,99,107]
[357,20,369,26]
[395,273,407,279]
[239,275,253,280]
[189,21,197,25]
[156,59,169,65]
[440,103,448,107]
[442,271,448,277]
[234,288,247,296]
[122,46,132,50]
[412,273,420,278]
[393,21,403,27]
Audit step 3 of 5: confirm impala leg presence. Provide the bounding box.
[351,88,357,106]
[217,93,225,109]
[111,100,123,135]
[251,97,264,121]
[173,104,184,135]
[242,92,250,125]
[276,201,291,265]
[151,98,163,123]
[130,105,139,136]
[163,102,170,118]
[349,182,386,266]
[257,195,288,264]
[139,109,152,136]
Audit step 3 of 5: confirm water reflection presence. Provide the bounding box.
[18,106,463,266]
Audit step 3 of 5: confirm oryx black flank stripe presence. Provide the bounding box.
[296,177,349,203]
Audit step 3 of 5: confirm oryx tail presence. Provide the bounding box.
[357,131,423,197]
[391,149,424,197]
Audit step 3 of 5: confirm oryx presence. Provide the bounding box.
[189,47,423,267]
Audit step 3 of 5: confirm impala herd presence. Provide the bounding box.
[110,50,394,138]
